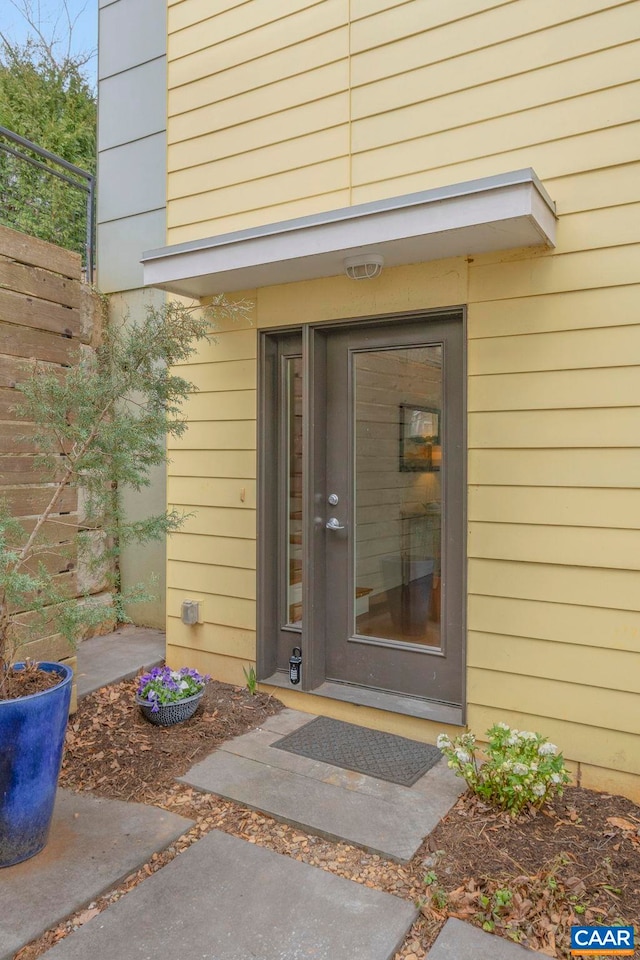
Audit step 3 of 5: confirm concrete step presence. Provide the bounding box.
[0,790,192,960]
[76,625,165,699]
[39,830,417,960]
[427,918,550,958]
[180,708,463,862]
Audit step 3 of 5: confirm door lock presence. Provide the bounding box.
[328,493,339,506]
[325,517,345,530]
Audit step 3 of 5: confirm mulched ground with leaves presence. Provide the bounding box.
[1,662,62,699]
[16,677,640,960]
[59,678,282,802]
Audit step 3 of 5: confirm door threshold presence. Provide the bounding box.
[260,671,464,726]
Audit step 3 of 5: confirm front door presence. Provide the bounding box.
[259,310,465,710]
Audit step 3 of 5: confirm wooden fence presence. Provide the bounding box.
[0,226,111,708]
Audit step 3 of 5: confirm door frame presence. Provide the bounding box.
[257,308,467,723]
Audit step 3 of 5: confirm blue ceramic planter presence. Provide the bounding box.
[0,662,73,867]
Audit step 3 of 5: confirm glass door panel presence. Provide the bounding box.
[285,355,303,627]
[354,346,443,648]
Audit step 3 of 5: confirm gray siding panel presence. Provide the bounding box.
[98,210,166,293]
[98,133,167,222]
[97,0,168,623]
[99,0,167,78]
[98,58,166,151]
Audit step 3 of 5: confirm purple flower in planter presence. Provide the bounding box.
[136,665,209,710]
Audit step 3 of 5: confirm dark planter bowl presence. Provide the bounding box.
[135,689,203,726]
[0,661,73,868]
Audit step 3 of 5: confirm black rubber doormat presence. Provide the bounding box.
[273,716,442,787]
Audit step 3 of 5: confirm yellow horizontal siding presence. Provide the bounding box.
[170,450,256,479]
[169,126,349,196]
[352,43,639,153]
[182,390,256,422]
[469,669,640,736]
[469,244,639,302]
[469,559,640,612]
[170,0,325,61]
[469,487,640,528]
[167,620,256,661]
[167,190,352,245]
[579,764,640,801]
[168,560,255,600]
[350,0,420,17]
[471,333,640,384]
[351,121,640,205]
[352,81,640,186]
[167,624,256,660]
[469,324,640,376]
[173,329,256,366]
[468,632,640,694]
[350,0,627,82]
[351,6,640,117]
[469,448,640,489]
[168,157,349,229]
[166,644,256,686]
[468,407,640,448]
[181,360,256,393]
[170,61,348,147]
[168,0,348,97]
[168,587,255,630]
[169,94,349,174]
[469,366,640,410]
[169,28,348,116]
[167,533,256,569]
[168,421,256,450]
[468,593,640,653]
[544,161,640,214]
[468,285,640,338]
[167,476,256,509]
[168,0,247,31]
[554,202,640,254]
[352,0,546,56]
[466,704,640,776]
[469,522,640,571]
[176,506,256,540]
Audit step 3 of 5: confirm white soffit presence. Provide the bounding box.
[142,168,556,297]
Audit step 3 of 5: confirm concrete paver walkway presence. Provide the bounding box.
[38,830,418,960]
[0,790,192,960]
[180,708,464,861]
[428,918,550,959]
[76,625,165,698]
[8,629,553,960]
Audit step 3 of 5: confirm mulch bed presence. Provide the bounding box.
[1,662,62,699]
[15,677,640,960]
[59,678,282,802]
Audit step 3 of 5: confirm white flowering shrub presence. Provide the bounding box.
[436,723,571,815]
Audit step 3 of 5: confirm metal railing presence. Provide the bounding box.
[0,125,95,278]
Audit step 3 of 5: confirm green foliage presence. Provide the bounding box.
[0,36,96,254]
[420,870,448,910]
[437,723,571,816]
[478,887,514,929]
[0,295,251,690]
[242,665,257,696]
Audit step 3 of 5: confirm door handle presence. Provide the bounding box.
[325,517,345,530]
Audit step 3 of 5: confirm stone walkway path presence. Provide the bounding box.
[3,629,550,959]
[0,791,191,960]
[181,708,463,861]
[38,831,418,960]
